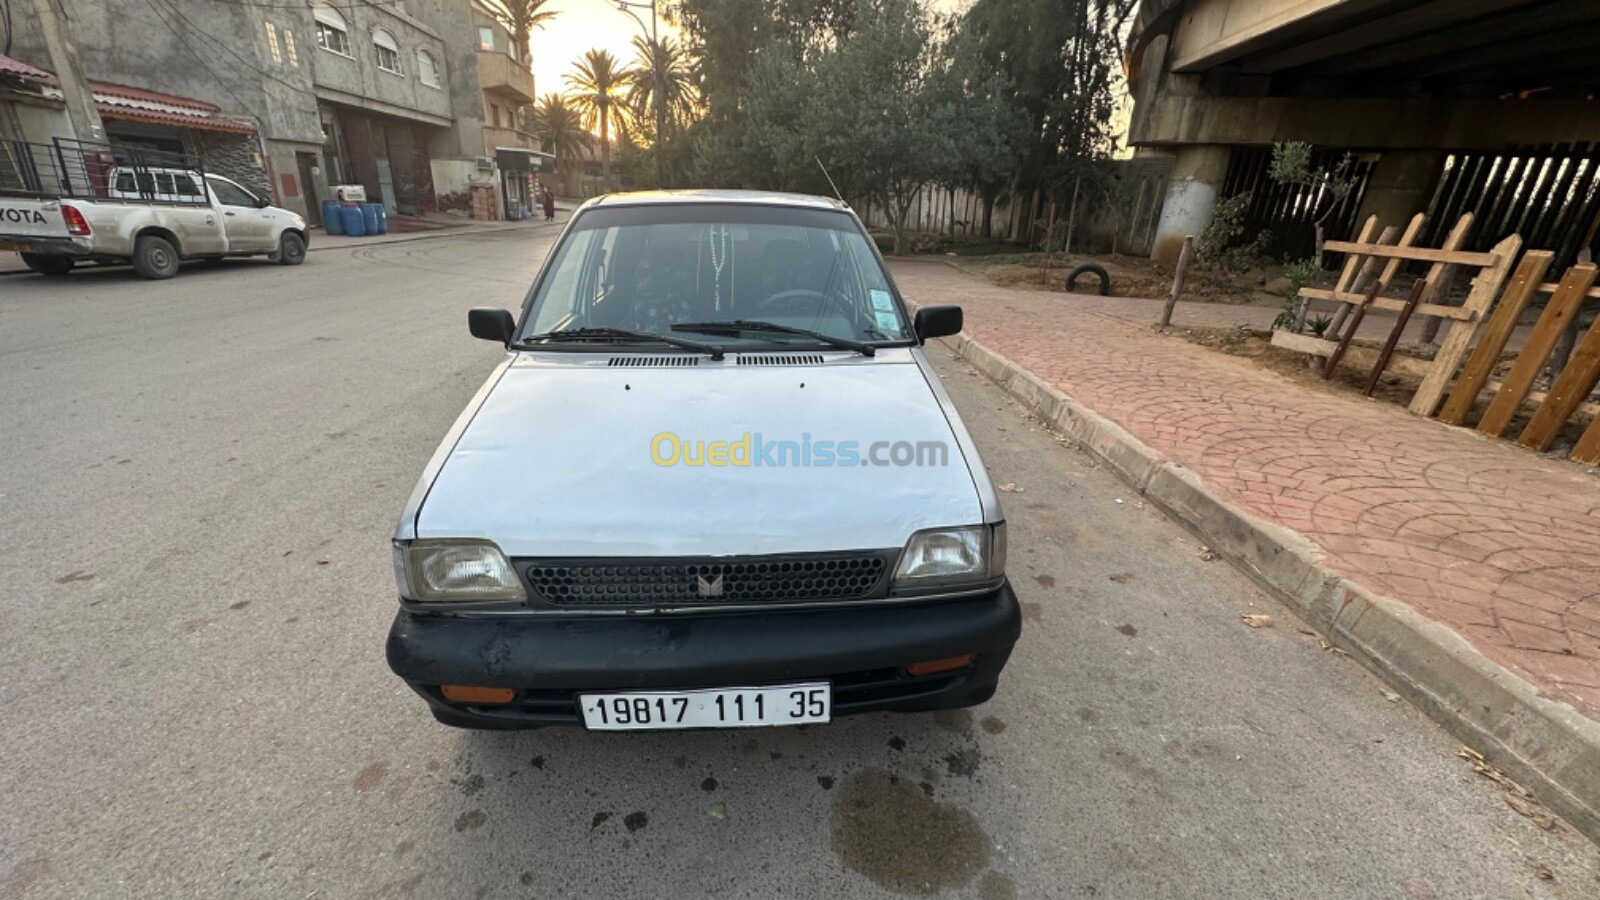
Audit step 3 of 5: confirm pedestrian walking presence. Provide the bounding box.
[542,188,555,222]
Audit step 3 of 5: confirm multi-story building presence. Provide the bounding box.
[469,0,550,218]
[5,0,487,224]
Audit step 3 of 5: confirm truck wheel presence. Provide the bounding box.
[133,235,180,280]
[21,254,74,276]
[277,232,306,266]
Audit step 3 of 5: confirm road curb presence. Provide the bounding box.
[932,327,1600,843]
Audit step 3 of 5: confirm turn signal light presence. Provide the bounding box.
[906,654,975,677]
[440,684,515,704]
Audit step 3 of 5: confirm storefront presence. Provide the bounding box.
[494,146,553,220]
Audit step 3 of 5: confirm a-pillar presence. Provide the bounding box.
[1151,144,1231,265]
[1356,150,1446,232]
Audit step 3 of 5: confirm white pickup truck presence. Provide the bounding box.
[1,165,309,279]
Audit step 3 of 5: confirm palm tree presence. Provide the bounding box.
[624,35,701,139]
[531,93,590,195]
[564,49,631,190]
[486,0,559,65]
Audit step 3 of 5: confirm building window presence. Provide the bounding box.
[266,22,281,64]
[374,29,403,75]
[314,7,352,57]
[285,30,298,66]
[489,102,501,129]
[417,49,441,88]
[478,26,494,51]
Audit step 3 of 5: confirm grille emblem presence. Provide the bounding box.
[695,574,725,598]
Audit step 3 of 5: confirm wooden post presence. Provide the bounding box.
[1408,233,1521,417]
[1039,193,1058,285]
[1517,314,1600,452]
[1476,264,1599,437]
[1160,235,1194,329]
[1364,279,1429,396]
[1437,251,1556,426]
[1323,281,1382,379]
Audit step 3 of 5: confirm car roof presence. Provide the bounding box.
[582,189,849,212]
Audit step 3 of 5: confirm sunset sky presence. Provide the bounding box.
[525,0,974,100]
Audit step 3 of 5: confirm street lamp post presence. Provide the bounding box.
[615,0,664,189]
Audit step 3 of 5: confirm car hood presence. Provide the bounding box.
[414,353,984,557]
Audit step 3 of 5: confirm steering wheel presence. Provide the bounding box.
[624,288,696,334]
[754,288,853,329]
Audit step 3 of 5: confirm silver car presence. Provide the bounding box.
[387,190,1020,731]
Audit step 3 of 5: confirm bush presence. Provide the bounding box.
[1196,193,1268,272]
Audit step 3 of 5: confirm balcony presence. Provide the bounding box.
[483,125,539,156]
[477,51,535,103]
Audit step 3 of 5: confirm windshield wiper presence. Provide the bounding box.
[671,320,875,357]
[516,327,725,360]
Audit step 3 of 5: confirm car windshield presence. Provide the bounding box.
[519,202,910,346]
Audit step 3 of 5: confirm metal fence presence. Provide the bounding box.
[1219,147,1378,265]
[1418,143,1600,272]
[0,138,206,204]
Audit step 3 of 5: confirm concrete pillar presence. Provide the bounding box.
[1151,144,1231,264]
[1356,150,1446,232]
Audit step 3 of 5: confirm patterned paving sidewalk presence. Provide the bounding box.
[892,260,1600,719]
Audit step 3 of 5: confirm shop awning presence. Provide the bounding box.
[90,81,258,135]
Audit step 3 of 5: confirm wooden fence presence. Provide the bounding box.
[1268,211,1600,466]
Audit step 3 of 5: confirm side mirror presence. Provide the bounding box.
[913,305,963,341]
[468,307,517,345]
[254,196,270,209]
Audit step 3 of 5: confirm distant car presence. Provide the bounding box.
[386,189,1021,731]
[0,155,308,279]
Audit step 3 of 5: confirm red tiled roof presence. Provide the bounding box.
[88,80,222,113]
[95,104,258,134]
[0,53,56,82]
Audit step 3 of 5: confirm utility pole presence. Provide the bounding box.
[615,0,664,189]
[27,0,106,143]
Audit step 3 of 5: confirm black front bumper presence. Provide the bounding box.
[386,582,1022,728]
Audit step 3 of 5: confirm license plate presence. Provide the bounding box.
[579,683,830,731]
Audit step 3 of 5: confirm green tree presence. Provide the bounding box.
[485,0,559,65]
[625,35,701,135]
[564,50,631,190]
[531,93,590,194]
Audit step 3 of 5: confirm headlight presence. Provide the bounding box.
[893,524,1006,587]
[394,539,525,602]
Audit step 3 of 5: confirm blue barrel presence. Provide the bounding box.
[322,200,344,235]
[360,203,380,235]
[340,203,366,237]
[371,205,388,235]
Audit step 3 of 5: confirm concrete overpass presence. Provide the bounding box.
[1129,0,1600,263]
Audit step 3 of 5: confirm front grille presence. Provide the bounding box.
[519,552,892,608]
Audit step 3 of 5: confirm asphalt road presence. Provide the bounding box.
[2,226,1598,899]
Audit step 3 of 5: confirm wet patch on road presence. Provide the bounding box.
[817,775,835,790]
[944,747,981,779]
[1116,623,1138,637]
[979,870,1018,900]
[934,709,973,734]
[590,811,612,829]
[1021,602,1044,621]
[623,811,649,832]
[353,762,388,793]
[888,736,906,751]
[453,810,487,832]
[832,769,991,894]
[980,716,1008,735]
[1033,574,1055,588]
[701,777,718,792]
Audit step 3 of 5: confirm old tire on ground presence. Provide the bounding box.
[1065,263,1111,296]
[277,232,306,266]
[132,234,180,280]
[21,253,74,276]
